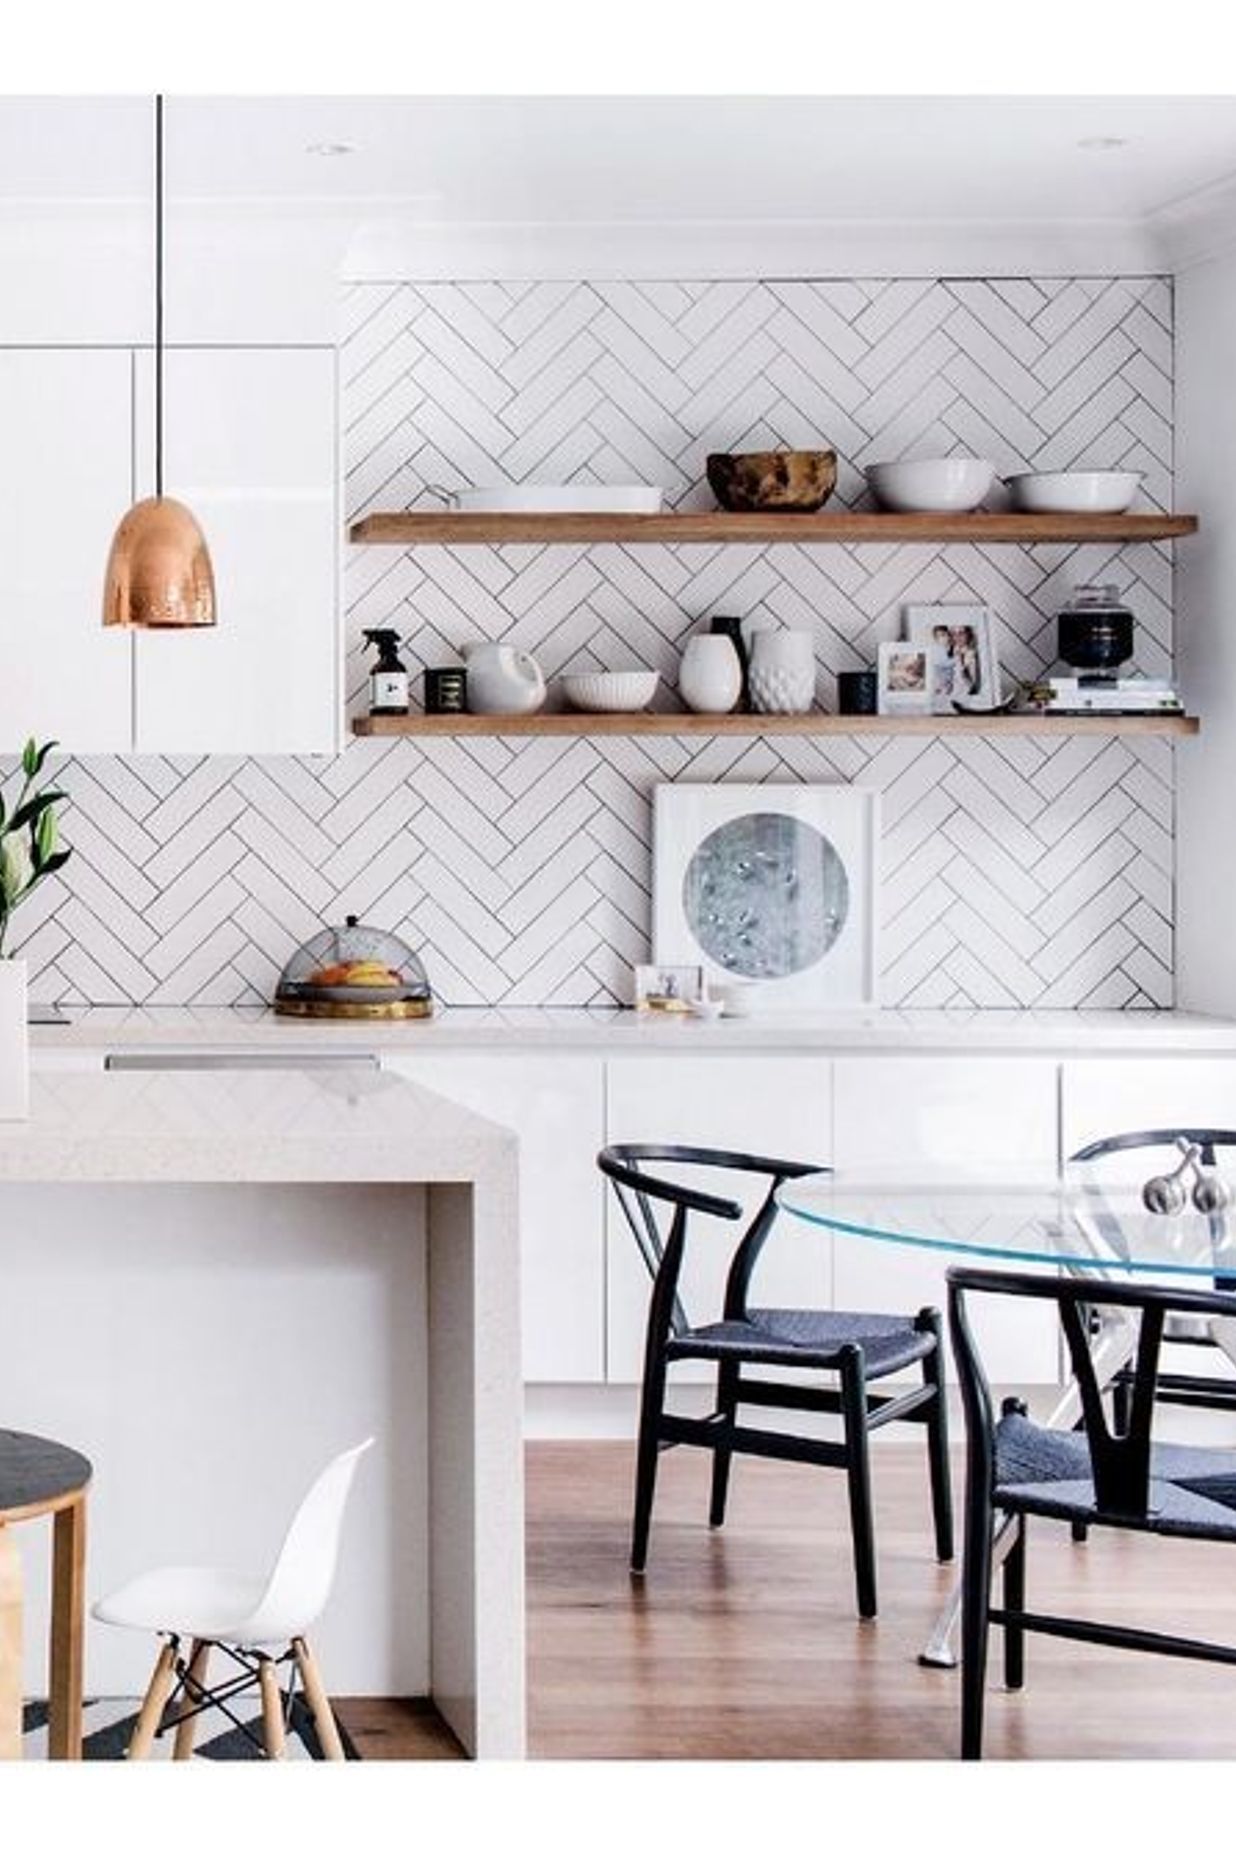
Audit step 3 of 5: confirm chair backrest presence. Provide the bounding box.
[597,1144,827,1335]
[241,1438,374,1643]
[1070,1127,1236,1168]
[948,1269,1236,1523]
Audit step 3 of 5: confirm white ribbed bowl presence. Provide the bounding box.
[561,670,659,713]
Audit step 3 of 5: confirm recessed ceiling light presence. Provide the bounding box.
[306,141,356,158]
[1078,136,1128,151]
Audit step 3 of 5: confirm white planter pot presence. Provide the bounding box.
[678,635,742,715]
[0,958,29,1120]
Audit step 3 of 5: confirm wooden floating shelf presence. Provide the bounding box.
[349,510,1199,547]
[354,712,1200,740]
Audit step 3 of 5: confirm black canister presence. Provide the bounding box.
[837,670,879,715]
[709,615,750,710]
[424,667,468,714]
[1057,583,1135,675]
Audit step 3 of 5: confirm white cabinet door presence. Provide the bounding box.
[604,1056,833,1384]
[0,349,134,752]
[133,348,339,755]
[833,1057,1060,1383]
[383,1053,605,1384]
[1063,1059,1236,1176]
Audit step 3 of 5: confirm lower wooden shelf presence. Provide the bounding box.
[352,711,1199,739]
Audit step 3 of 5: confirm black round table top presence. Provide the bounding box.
[0,1429,91,1518]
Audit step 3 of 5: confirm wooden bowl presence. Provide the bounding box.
[706,449,837,513]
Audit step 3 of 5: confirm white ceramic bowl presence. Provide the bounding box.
[561,670,659,713]
[1004,470,1143,514]
[865,457,995,513]
[449,485,663,514]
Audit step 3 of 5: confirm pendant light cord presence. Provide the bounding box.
[154,92,164,498]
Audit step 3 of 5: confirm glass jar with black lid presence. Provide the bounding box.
[1056,582,1135,678]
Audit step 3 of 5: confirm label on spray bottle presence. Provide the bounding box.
[371,670,409,711]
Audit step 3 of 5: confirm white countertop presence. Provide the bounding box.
[0,1065,516,1182]
[25,1003,1236,1056]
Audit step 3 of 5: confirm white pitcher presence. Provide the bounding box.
[460,642,546,715]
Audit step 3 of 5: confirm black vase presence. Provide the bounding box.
[709,616,750,710]
[1057,608,1134,674]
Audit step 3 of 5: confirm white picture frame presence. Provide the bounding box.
[653,784,879,1010]
[904,602,1000,713]
[877,641,933,716]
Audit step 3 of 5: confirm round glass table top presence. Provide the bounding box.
[775,1174,1236,1279]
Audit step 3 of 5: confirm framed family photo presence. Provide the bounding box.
[877,640,932,715]
[904,603,1001,712]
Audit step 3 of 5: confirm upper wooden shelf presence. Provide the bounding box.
[353,711,1199,740]
[349,510,1199,547]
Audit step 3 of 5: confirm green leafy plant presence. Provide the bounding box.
[0,739,71,957]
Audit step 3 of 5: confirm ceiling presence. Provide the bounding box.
[3,95,1236,227]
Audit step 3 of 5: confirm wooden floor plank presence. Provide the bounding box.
[338,1441,1236,1761]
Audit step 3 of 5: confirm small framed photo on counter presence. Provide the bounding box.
[877,640,932,716]
[904,603,1000,712]
[634,964,704,1013]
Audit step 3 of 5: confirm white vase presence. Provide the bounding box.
[0,958,29,1121]
[749,628,815,714]
[678,635,742,715]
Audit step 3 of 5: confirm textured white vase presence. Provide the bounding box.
[0,959,29,1120]
[678,635,742,715]
[749,629,815,714]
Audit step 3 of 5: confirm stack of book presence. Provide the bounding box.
[1023,676,1183,715]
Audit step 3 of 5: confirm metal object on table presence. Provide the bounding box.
[1142,1135,1233,1215]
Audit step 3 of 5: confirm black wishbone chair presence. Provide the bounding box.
[598,1144,953,1618]
[950,1266,1236,1759]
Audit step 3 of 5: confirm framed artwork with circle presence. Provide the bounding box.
[652,784,880,1009]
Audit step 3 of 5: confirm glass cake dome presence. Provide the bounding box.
[274,915,433,1019]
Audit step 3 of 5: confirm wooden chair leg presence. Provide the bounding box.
[708,1361,740,1528]
[258,1657,286,1761]
[1003,1514,1026,1691]
[630,1358,668,1574]
[961,1496,995,1759]
[171,1640,211,1761]
[293,1638,346,1761]
[0,1526,23,1762]
[920,1313,954,1563]
[48,1496,86,1761]
[839,1345,877,1620]
[128,1640,177,1760]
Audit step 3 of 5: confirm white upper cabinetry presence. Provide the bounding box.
[0,344,340,758]
[133,347,340,755]
[0,349,135,753]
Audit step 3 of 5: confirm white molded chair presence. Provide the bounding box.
[93,1438,373,1761]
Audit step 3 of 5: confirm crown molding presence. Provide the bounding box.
[341,211,1166,281]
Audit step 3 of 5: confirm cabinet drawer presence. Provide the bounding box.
[384,1053,605,1384]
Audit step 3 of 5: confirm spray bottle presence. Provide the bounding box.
[362,629,410,717]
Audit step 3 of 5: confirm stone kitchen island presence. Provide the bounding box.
[0,1065,523,1759]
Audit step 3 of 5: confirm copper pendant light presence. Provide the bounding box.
[103,96,216,630]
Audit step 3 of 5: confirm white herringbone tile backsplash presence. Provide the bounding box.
[10,275,1176,1009]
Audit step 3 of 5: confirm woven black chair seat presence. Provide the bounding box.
[666,1308,935,1377]
[996,1409,1236,1539]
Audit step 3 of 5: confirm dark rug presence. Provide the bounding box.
[22,1696,360,1760]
